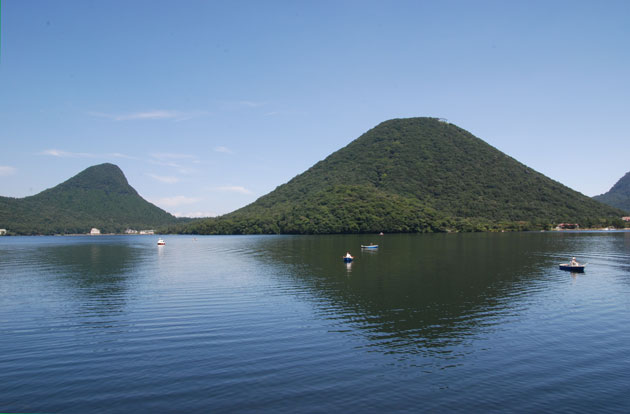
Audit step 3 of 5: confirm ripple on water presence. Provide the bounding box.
[2,234,630,412]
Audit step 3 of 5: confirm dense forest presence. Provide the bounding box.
[1,121,626,236]
[176,118,626,235]
[0,163,179,235]
[594,171,630,212]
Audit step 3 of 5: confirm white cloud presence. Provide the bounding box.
[41,149,136,160]
[238,100,267,108]
[213,186,252,195]
[146,174,180,184]
[220,100,268,111]
[172,211,217,218]
[148,161,196,175]
[41,149,95,158]
[214,146,234,154]
[151,195,200,208]
[108,152,139,160]
[0,166,16,176]
[89,110,205,122]
[148,153,199,173]
[150,152,198,160]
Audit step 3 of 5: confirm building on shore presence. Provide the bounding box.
[0,229,6,236]
[125,229,139,234]
[555,223,579,230]
[139,230,155,235]
[90,228,101,235]
[622,217,630,222]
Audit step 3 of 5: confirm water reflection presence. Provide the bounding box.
[34,238,150,312]
[254,233,598,357]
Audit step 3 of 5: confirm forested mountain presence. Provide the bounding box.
[180,117,624,234]
[0,163,178,234]
[593,171,630,212]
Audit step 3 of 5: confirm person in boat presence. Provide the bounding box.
[345,252,352,258]
[570,257,578,266]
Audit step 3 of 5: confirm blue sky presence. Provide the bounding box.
[1,1,629,216]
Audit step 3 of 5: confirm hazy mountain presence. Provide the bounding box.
[181,117,623,234]
[593,171,630,212]
[0,163,177,234]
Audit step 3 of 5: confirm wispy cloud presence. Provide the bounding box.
[150,153,198,161]
[41,149,94,158]
[148,153,198,174]
[173,211,217,218]
[89,110,205,122]
[109,152,139,160]
[214,146,234,154]
[238,100,267,108]
[151,195,200,208]
[40,149,138,160]
[213,186,252,195]
[0,166,16,176]
[220,100,268,111]
[146,174,180,184]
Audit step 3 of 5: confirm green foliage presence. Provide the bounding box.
[593,171,630,213]
[0,163,178,235]
[181,118,624,235]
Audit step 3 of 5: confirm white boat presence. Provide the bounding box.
[157,238,166,246]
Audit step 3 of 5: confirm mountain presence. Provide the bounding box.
[0,163,178,235]
[180,117,624,234]
[593,171,630,212]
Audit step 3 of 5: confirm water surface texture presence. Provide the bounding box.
[1,233,630,412]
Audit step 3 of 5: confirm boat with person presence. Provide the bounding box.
[361,243,379,249]
[343,252,354,262]
[559,257,584,272]
[157,238,166,246]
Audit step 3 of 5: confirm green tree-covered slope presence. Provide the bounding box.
[0,163,178,234]
[181,118,623,234]
[593,171,630,212]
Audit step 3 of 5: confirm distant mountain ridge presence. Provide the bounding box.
[593,171,630,212]
[181,117,623,234]
[0,163,177,235]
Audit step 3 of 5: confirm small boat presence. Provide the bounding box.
[343,252,354,263]
[157,238,166,246]
[559,264,585,272]
[361,244,379,249]
[559,257,584,272]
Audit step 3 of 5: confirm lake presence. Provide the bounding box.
[1,232,630,413]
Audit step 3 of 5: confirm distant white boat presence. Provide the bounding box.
[157,238,166,246]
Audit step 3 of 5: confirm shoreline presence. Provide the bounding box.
[2,228,630,237]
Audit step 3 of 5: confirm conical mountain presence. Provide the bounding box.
[185,118,623,234]
[0,163,177,234]
[593,171,630,212]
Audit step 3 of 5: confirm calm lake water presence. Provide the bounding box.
[1,232,630,413]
